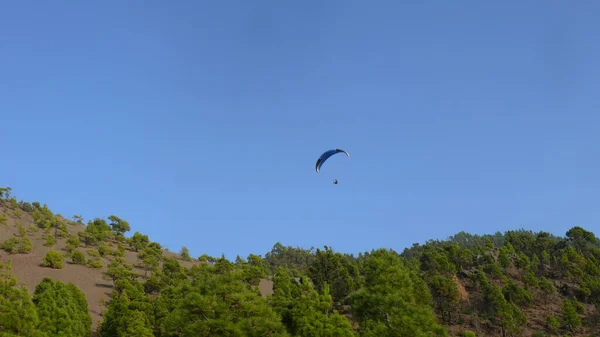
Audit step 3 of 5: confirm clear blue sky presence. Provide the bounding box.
[1,1,599,259]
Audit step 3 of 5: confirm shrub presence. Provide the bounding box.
[462,331,476,337]
[112,243,126,258]
[42,250,64,269]
[44,235,56,247]
[1,238,19,253]
[1,237,33,254]
[180,246,192,261]
[17,225,27,237]
[87,249,100,258]
[66,235,80,252]
[98,242,113,257]
[19,201,33,212]
[71,250,86,265]
[87,258,103,269]
[547,316,560,334]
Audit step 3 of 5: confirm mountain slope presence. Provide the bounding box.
[1,186,599,337]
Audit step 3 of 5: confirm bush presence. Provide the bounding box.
[546,316,560,334]
[19,201,33,212]
[87,258,103,269]
[1,237,33,254]
[71,250,86,265]
[180,246,192,261]
[42,250,64,269]
[66,235,80,252]
[98,242,113,257]
[112,243,126,258]
[1,238,19,253]
[87,249,100,258]
[462,331,476,337]
[17,225,27,237]
[44,235,56,247]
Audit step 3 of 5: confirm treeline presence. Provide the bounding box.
[1,187,600,336]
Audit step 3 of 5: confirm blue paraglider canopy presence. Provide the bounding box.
[315,148,350,173]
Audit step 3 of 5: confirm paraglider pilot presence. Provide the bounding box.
[333,179,338,185]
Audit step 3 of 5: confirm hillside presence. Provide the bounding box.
[1,186,599,337]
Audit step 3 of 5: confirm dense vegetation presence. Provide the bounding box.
[1,186,599,336]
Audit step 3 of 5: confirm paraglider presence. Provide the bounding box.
[315,148,349,184]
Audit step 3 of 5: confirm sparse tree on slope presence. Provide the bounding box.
[108,215,131,238]
[130,231,150,252]
[180,246,192,261]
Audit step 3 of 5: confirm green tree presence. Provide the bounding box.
[264,242,316,275]
[120,310,155,337]
[530,254,540,274]
[79,218,112,246]
[476,270,526,336]
[349,249,447,337]
[498,246,511,269]
[546,316,560,334]
[515,252,530,270]
[137,242,163,277]
[180,246,192,261]
[32,204,54,230]
[198,254,218,263]
[99,279,154,337]
[108,215,131,237]
[560,299,582,333]
[566,226,598,254]
[502,280,532,306]
[0,186,12,200]
[0,261,47,337]
[419,245,456,276]
[270,267,354,336]
[290,281,354,337]
[240,254,270,286]
[308,246,358,303]
[428,275,460,324]
[129,232,150,252]
[105,257,136,284]
[32,278,92,337]
[157,265,289,337]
